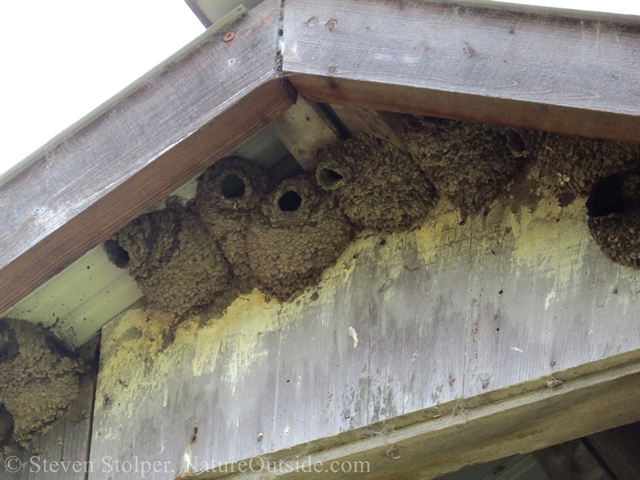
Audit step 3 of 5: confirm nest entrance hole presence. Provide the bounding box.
[104,240,130,268]
[278,191,302,212]
[318,169,343,188]
[587,175,633,217]
[221,174,246,199]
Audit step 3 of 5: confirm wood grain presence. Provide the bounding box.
[282,0,640,142]
[587,422,640,480]
[269,97,341,171]
[532,440,612,480]
[88,185,640,479]
[330,104,406,150]
[0,0,293,313]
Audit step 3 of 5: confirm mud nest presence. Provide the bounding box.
[195,157,271,292]
[316,133,437,232]
[537,133,640,197]
[246,175,353,300]
[587,172,640,268]
[104,202,231,313]
[0,319,83,448]
[404,116,533,217]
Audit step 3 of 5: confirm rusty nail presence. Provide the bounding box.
[550,359,556,367]
[328,66,337,73]
[449,378,456,385]
[373,406,380,413]
[223,31,235,42]
[257,433,264,441]
[344,411,351,419]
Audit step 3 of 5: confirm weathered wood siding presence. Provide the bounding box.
[86,180,639,478]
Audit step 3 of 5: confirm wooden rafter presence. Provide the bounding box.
[282,0,640,142]
[2,0,640,313]
[0,0,293,313]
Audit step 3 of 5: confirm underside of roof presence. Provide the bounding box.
[1,0,639,346]
[1,2,639,479]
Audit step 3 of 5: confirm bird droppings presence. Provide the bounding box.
[196,157,270,292]
[404,116,533,218]
[587,172,640,269]
[316,132,438,232]
[246,175,353,301]
[105,201,231,314]
[0,319,83,448]
[537,132,640,197]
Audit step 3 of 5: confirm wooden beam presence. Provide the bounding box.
[282,0,640,142]
[587,422,640,480]
[269,97,341,171]
[0,0,294,313]
[192,358,640,479]
[532,440,613,480]
[89,182,640,479]
[329,104,406,150]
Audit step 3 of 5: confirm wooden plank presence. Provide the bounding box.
[330,104,406,150]
[88,183,640,479]
[209,358,640,479]
[269,97,341,171]
[0,0,294,313]
[587,422,640,480]
[532,440,613,480]
[282,0,640,142]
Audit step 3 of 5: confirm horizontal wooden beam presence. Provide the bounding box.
[89,182,640,479]
[0,0,294,313]
[196,356,640,479]
[282,0,640,142]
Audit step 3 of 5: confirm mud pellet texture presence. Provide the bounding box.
[196,157,270,292]
[0,319,82,448]
[105,203,231,313]
[588,173,640,269]
[404,116,533,217]
[537,133,640,196]
[247,175,353,301]
[316,133,437,232]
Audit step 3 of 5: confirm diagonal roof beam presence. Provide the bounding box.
[2,0,640,314]
[282,0,640,142]
[0,0,293,313]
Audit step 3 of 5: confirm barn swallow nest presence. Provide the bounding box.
[316,133,437,232]
[403,116,533,217]
[196,157,270,292]
[0,319,83,448]
[536,133,640,196]
[587,172,640,269]
[246,175,353,301]
[104,201,231,313]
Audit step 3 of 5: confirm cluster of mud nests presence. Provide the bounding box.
[0,319,84,449]
[104,117,640,310]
